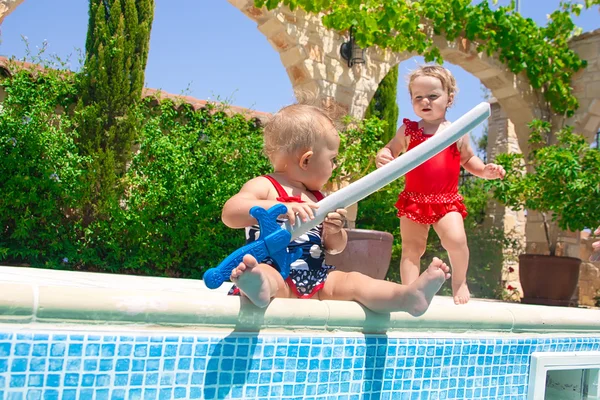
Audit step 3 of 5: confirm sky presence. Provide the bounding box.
[1,1,598,146]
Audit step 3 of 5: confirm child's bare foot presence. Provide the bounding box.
[406,257,451,316]
[230,254,275,308]
[452,281,470,305]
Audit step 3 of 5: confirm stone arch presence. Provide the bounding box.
[228,0,542,155]
[0,0,24,25]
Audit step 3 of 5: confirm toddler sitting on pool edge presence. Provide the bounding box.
[221,100,450,316]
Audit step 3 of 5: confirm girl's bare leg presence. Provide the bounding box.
[399,217,430,284]
[319,258,450,316]
[433,212,470,305]
[230,254,292,308]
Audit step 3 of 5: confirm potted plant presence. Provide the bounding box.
[487,119,600,305]
[324,116,395,280]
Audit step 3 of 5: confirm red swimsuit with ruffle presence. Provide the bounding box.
[395,119,468,225]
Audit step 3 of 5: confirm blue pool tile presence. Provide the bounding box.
[144,373,158,386]
[26,389,42,400]
[128,389,142,400]
[42,389,58,400]
[132,359,145,371]
[85,343,100,357]
[117,344,132,357]
[143,388,157,400]
[164,345,177,357]
[61,389,77,400]
[95,389,109,400]
[0,332,600,400]
[99,359,113,371]
[66,344,82,357]
[81,374,95,387]
[110,388,126,400]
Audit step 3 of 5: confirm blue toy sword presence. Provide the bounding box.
[203,102,491,289]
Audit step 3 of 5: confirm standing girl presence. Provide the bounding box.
[375,65,505,304]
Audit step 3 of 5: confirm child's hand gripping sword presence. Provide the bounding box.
[203,102,491,289]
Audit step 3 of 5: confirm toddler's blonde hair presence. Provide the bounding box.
[263,95,340,162]
[407,65,458,105]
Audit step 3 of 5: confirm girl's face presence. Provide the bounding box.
[410,75,453,122]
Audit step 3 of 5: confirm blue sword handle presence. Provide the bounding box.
[203,204,302,289]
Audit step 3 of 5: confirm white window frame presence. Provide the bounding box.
[528,351,600,400]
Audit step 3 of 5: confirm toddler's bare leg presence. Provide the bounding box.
[230,254,290,308]
[433,212,470,305]
[399,217,430,284]
[320,258,450,316]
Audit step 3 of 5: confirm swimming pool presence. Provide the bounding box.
[1,266,599,399]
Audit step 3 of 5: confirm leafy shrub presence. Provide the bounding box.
[92,100,271,277]
[0,65,271,277]
[0,65,89,266]
[487,120,600,256]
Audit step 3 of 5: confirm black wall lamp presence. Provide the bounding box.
[340,26,365,67]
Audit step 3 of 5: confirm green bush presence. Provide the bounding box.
[94,100,271,278]
[0,66,89,266]
[0,66,271,277]
[487,120,600,256]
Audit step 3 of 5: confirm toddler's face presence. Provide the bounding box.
[410,76,453,122]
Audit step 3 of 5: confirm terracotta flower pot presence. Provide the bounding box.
[519,254,581,306]
[325,229,393,280]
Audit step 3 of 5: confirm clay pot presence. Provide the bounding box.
[325,229,393,280]
[519,254,581,306]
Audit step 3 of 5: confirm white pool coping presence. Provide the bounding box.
[1,266,599,335]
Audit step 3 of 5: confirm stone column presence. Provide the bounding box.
[485,99,526,299]
[579,234,600,307]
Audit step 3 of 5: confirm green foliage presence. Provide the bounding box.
[0,65,271,276]
[364,65,399,144]
[81,0,154,168]
[486,120,600,255]
[255,0,596,116]
[0,65,90,265]
[78,100,271,277]
[329,116,385,189]
[78,0,155,227]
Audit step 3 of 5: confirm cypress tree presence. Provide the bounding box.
[80,0,154,167]
[365,65,399,144]
[78,0,154,224]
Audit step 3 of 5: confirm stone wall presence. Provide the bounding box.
[0,0,24,25]
[579,235,600,307]
[485,99,526,299]
[570,29,600,143]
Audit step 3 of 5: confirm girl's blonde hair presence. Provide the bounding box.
[262,93,341,162]
[407,65,458,105]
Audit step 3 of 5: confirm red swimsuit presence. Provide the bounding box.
[228,175,335,299]
[395,119,468,225]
